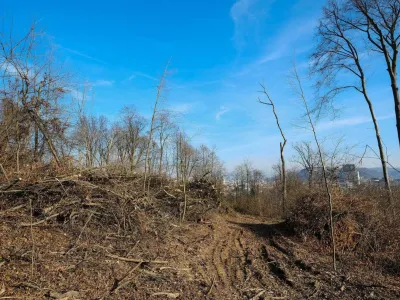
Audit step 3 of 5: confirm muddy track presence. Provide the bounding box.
[190,214,294,299]
[179,212,400,299]
[207,224,245,297]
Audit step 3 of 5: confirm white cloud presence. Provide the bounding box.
[230,0,274,49]
[168,102,194,114]
[232,9,319,77]
[216,106,230,120]
[127,71,158,82]
[61,46,106,64]
[317,114,394,131]
[68,88,85,100]
[230,0,256,23]
[93,79,115,87]
[0,61,19,76]
[256,17,317,66]
[170,79,237,90]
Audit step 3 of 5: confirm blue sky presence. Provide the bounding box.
[3,0,399,172]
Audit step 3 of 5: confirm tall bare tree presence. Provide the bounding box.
[259,84,288,216]
[349,0,400,147]
[291,63,337,271]
[155,111,176,176]
[312,0,392,204]
[144,60,170,192]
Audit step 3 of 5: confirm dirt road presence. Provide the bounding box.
[1,207,399,299]
[170,212,400,299]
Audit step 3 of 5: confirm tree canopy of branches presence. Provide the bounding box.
[0,24,225,185]
[0,24,71,173]
[312,0,393,204]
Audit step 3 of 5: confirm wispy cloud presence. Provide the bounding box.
[230,0,274,50]
[216,106,230,120]
[171,79,236,90]
[0,62,18,76]
[318,114,394,131]
[168,102,194,114]
[93,79,115,87]
[61,46,106,64]
[256,18,317,66]
[68,88,85,100]
[230,0,254,49]
[127,71,158,82]
[233,10,319,77]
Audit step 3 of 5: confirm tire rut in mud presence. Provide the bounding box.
[195,217,297,298]
[205,223,253,297]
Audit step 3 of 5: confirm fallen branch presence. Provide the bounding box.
[43,200,80,215]
[159,266,190,272]
[54,177,68,197]
[250,290,265,300]
[105,253,168,264]
[20,213,60,227]
[74,180,128,200]
[65,211,94,255]
[110,262,142,294]
[0,164,9,184]
[151,292,180,298]
[0,190,25,194]
[0,204,26,216]
[207,276,215,296]
[163,189,177,199]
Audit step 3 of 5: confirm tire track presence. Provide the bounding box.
[193,214,294,298]
[212,235,230,287]
[233,231,247,283]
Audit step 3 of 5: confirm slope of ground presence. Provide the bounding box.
[1,177,400,299]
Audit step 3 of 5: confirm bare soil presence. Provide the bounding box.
[1,178,400,299]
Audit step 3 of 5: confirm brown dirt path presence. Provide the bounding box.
[1,208,400,299]
[182,213,295,299]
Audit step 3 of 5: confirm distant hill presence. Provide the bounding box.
[297,167,400,180]
[358,167,400,180]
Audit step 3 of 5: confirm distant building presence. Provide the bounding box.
[338,164,360,188]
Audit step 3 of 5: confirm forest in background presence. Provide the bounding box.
[1,0,400,299]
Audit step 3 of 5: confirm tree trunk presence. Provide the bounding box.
[159,144,164,176]
[293,65,336,271]
[280,142,287,216]
[389,74,400,148]
[28,110,60,167]
[34,125,39,162]
[363,89,393,206]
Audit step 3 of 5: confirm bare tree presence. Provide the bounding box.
[74,88,101,168]
[120,106,147,172]
[193,145,224,184]
[259,84,288,216]
[144,60,170,192]
[176,132,197,222]
[293,141,320,187]
[291,63,337,271]
[250,169,265,196]
[293,137,357,186]
[155,111,176,176]
[0,23,71,170]
[324,136,358,181]
[97,116,115,166]
[312,0,392,204]
[346,0,400,147]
